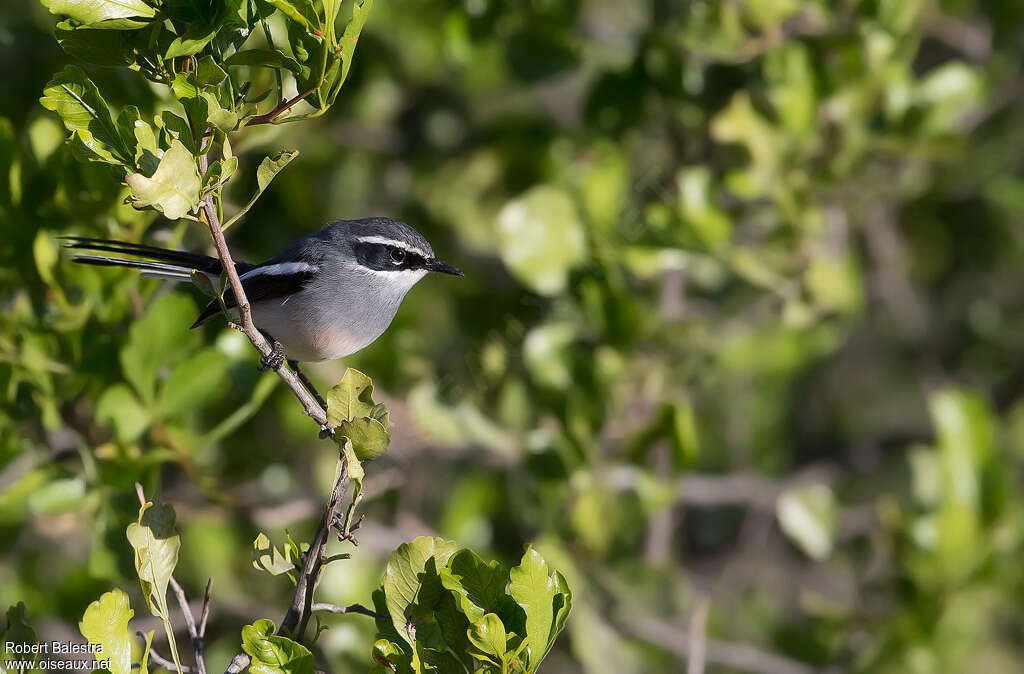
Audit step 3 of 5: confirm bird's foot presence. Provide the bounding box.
[259,341,286,371]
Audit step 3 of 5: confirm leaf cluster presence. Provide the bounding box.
[371,538,571,674]
[39,0,373,227]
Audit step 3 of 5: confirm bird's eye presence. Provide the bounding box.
[389,248,406,265]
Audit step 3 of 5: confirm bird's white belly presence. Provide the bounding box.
[251,297,379,362]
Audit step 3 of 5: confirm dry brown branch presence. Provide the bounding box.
[686,596,710,674]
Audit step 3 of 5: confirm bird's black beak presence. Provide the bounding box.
[426,258,464,276]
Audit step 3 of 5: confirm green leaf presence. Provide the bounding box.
[203,156,238,194]
[96,383,151,442]
[42,0,156,29]
[508,547,571,671]
[382,536,459,647]
[332,0,374,100]
[221,149,298,230]
[155,111,197,154]
[116,105,159,173]
[40,65,130,165]
[467,613,507,665]
[440,549,509,623]
[241,619,314,674]
[79,589,134,674]
[326,368,377,424]
[126,139,202,220]
[776,483,838,560]
[119,292,200,404]
[371,639,406,670]
[54,21,133,66]
[929,389,995,576]
[252,533,296,576]
[171,73,238,135]
[337,416,390,461]
[190,269,219,298]
[194,55,228,86]
[126,500,181,620]
[139,629,154,674]
[225,48,304,75]
[263,0,311,28]
[166,24,217,59]
[497,184,587,296]
[2,603,39,667]
[28,477,86,516]
[157,349,229,419]
[33,230,59,287]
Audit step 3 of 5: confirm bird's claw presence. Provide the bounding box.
[259,341,286,371]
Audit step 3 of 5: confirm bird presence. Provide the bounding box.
[64,217,463,409]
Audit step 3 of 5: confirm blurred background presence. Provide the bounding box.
[3,0,1024,671]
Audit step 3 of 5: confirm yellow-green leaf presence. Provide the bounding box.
[79,589,134,674]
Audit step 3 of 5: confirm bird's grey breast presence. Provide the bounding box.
[251,260,424,362]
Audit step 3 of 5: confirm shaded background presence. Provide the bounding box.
[4,0,1024,671]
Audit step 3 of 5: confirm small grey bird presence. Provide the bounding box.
[65,217,462,408]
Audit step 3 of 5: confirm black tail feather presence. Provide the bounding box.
[71,254,194,278]
[61,236,253,275]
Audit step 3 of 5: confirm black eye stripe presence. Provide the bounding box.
[353,241,427,271]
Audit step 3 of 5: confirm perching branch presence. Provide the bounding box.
[196,149,331,431]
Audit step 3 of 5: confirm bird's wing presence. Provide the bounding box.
[190,261,320,328]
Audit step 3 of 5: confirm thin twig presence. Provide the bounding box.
[621,616,817,674]
[199,579,213,637]
[225,653,249,674]
[686,596,710,674]
[224,454,355,673]
[311,602,379,619]
[169,577,206,674]
[137,632,194,674]
[246,84,317,126]
[279,456,350,638]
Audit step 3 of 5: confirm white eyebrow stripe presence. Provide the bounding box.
[355,235,430,258]
[241,262,319,279]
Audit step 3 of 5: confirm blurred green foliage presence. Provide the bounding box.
[3,0,1024,671]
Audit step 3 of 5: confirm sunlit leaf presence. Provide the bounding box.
[467,613,507,665]
[126,500,181,620]
[382,536,459,647]
[326,368,377,424]
[776,483,838,560]
[40,65,130,165]
[497,184,586,296]
[42,0,155,29]
[241,618,314,674]
[508,546,571,671]
[79,589,134,674]
[126,139,202,220]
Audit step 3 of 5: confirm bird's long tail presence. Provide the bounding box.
[61,236,241,282]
